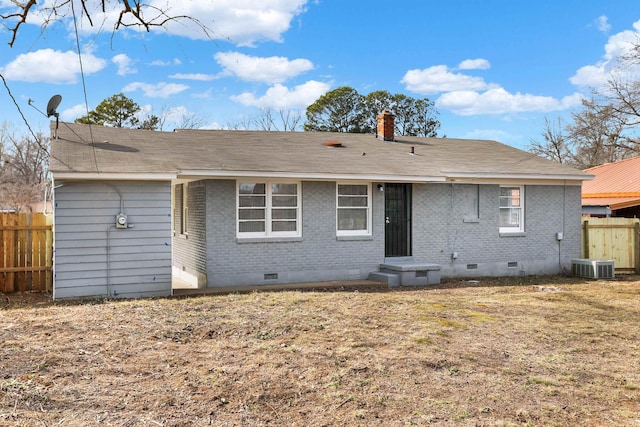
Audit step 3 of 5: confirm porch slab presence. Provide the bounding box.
[379,261,441,286]
[379,262,442,272]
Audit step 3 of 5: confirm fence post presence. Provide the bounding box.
[582,219,590,259]
[635,222,640,274]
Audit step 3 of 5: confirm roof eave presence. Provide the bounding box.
[52,172,177,181]
[178,170,447,182]
[444,172,592,182]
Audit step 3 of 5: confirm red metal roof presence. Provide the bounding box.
[583,156,640,194]
[582,156,640,209]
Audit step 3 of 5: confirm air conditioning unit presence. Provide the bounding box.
[571,259,615,279]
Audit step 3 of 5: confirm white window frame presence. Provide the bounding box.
[336,182,372,236]
[499,185,524,234]
[237,180,301,238]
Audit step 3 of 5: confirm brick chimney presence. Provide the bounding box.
[377,110,394,141]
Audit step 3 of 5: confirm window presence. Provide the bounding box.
[499,186,524,233]
[237,181,300,237]
[337,183,371,236]
[181,183,189,235]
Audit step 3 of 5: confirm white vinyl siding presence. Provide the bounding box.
[53,180,172,299]
[336,183,371,236]
[499,185,524,233]
[237,181,301,238]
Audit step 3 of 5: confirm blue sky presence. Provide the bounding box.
[1,1,640,150]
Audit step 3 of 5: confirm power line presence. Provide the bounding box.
[70,0,99,173]
[0,72,48,156]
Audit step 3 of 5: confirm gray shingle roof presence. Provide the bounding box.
[50,122,591,182]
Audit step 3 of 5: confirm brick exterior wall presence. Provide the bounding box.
[413,183,582,277]
[176,179,582,288]
[204,180,385,286]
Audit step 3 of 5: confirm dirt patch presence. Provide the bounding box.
[1,275,639,425]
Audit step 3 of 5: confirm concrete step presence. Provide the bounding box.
[368,271,400,287]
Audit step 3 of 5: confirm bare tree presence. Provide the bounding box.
[527,117,574,165]
[254,108,302,131]
[1,1,211,48]
[225,108,302,131]
[156,106,208,131]
[568,98,630,168]
[531,41,640,169]
[224,116,254,131]
[176,111,208,130]
[0,124,49,212]
[601,77,640,147]
[254,108,276,131]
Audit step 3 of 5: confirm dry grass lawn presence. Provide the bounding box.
[1,275,639,426]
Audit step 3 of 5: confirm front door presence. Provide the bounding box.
[385,183,412,257]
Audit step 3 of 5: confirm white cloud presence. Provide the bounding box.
[0,49,106,83]
[595,15,611,33]
[401,65,488,94]
[403,55,585,116]
[214,51,313,84]
[112,53,136,76]
[169,73,216,81]
[458,58,490,70]
[436,88,582,116]
[570,19,640,88]
[231,80,331,109]
[153,0,309,46]
[150,58,182,66]
[200,121,223,130]
[123,81,189,98]
[60,104,89,121]
[19,0,309,47]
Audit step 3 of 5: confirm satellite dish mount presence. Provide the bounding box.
[46,95,62,139]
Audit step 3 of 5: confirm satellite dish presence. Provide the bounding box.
[46,94,62,117]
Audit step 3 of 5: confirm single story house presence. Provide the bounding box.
[582,156,640,217]
[50,113,591,299]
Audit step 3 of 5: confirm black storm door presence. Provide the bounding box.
[385,183,412,257]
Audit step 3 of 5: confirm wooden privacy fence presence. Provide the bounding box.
[0,213,53,293]
[582,217,640,274]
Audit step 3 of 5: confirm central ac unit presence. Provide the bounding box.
[571,259,615,279]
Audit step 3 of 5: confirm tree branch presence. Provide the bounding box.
[2,1,213,46]
[1,0,37,47]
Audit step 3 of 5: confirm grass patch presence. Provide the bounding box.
[528,376,561,387]
[1,276,639,425]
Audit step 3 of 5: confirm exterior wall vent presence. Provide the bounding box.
[466,263,478,270]
[507,261,518,268]
[264,273,278,280]
[571,259,614,279]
